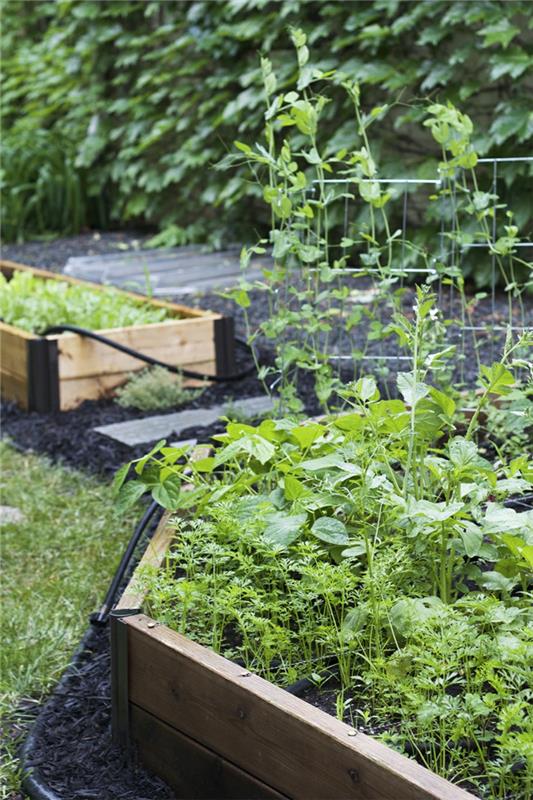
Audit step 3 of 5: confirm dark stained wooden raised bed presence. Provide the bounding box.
[0,260,235,411]
[112,517,476,800]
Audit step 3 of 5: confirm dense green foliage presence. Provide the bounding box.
[0,270,170,333]
[118,354,533,798]
[2,1,532,246]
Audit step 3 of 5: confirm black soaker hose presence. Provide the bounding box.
[90,499,161,627]
[42,324,256,383]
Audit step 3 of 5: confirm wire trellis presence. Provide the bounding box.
[307,156,532,388]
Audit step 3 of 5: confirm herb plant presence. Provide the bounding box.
[115,366,202,412]
[0,270,171,334]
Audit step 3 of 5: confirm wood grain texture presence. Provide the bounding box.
[116,513,173,612]
[0,370,29,407]
[0,322,34,407]
[124,614,475,800]
[53,317,217,380]
[130,704,289,800]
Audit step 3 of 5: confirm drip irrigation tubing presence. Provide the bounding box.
[90,499,162,626]
[41,324,256,383]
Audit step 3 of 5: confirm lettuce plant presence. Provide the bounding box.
[0,270,170,334]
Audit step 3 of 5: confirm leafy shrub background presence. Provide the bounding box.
[2,0,532,246]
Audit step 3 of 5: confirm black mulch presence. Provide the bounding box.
[22,625,174,800]
[1,231,154,272]
[1,365,271,476]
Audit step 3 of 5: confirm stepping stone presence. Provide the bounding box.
[0,505,24,525]
[64,246,271,296]
[94,396,274,446]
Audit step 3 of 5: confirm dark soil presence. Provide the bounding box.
[0,362,270,476]
[21,625,174,800]
[1,231,154,272]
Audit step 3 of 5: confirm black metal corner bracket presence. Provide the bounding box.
[110,608,141,749]
[214,316,236,378]
[27,337,60,412]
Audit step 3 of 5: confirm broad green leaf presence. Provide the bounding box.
[397,372,429,407]
[263,511,307,547]
[299,454,360,474]
[459,525,483,558]
[290,423,325,449]
[284,474,306,500]
[311,516,349,545]
[152,478,181,510]
[117,480,147,512]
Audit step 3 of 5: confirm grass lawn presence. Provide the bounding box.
[0,442,136,796]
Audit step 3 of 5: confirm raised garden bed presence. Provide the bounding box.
[0,260,235,411]
[112,516,475,800]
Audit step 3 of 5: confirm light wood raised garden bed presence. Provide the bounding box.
[112,516,476,800]
[0,260,235,411]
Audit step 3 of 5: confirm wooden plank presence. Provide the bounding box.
[116,514,173,612]
[130,704,288,800]
[0,370,29,407]
[0,322,33,406]
[125,615,475,800]
[0,322,33,379]
[58,358,216,410]
[0,259,210,319]
[53,318,217,381]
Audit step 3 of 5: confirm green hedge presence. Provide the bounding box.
[2,0,532,248]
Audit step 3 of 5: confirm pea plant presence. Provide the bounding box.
[224,30,531,414]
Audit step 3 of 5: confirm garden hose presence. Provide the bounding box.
[41,324,256,382]
[90,499,162,627]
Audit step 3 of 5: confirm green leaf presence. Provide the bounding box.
[112,462,131,494]
[459,525,483,558]
[152,478,181,510]
[429,387,456,417]
[290,423,325,449]
[479,363,515,396]
[397,372,429,407]
[284,474,306,500]
[263,511,307,547]
[311,516,349,545]
[116,480,147,512]
[341,542,367,558]
[407,498,464,523]
[299,454,360,474]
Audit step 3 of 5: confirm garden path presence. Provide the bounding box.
[64,245,269,295]
[94,395,274,445]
